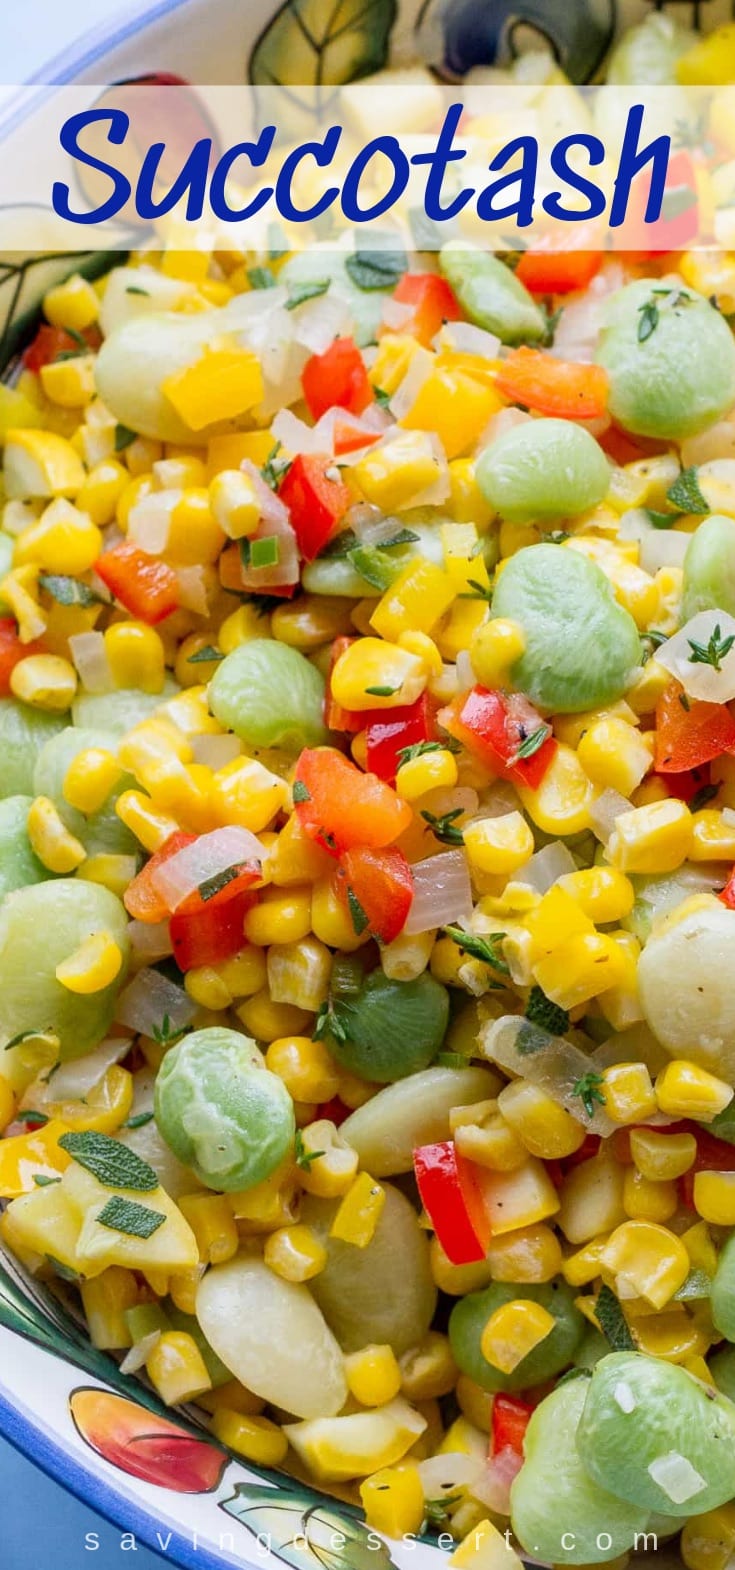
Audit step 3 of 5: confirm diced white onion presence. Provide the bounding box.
[381,298,415,332]
[128,919,173,964]
[240,460,289,528]
[549,294,604,364]
[455,648,476,693]
[639,530,689,575]
[388,346,434,420]
[69,631,114,694]
[473,782,521,819]
[271,408,323,457]
[478,406,532,451]
[417,1453,484,1497]
[434,320,501,358]
[613,1381,637,1414]
[175,565,209,616]
[471,1445,523,1516]
[656,609,735,702]
[482,1014,616,1136]
[39,1036,130,1100]
[518,840,577,894]
[238,461,300,588]
[150,825,262,911]
[127,489,179,556]
[590,787,632,845]
[114,968,195,1038]
[724,807,735,828]
[647,1453,707,1504]
[291,293,352,354]
[119,1329,161,1375]
[191,733,242,770]
[404,849,472,934]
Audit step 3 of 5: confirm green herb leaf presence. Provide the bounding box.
[422,1494,462,1531]
[572,1070,606,1119]
[33,1173,61,1187]
[435,1051,468,1070]
[151,1014,187,1047]
[248,266,276,289]
[444,925,510,976]
[292,780,311,803]
[260,441,291,491]
[421,808,465,846]
[125,285,150,296]
[123,1111,155,1131]
[12,1109,49,1126]
[97,1195,165,1238]
[59,1131,159,1191]
[249,535,280,569]
[38,574,103,608]
[345,248,407,292]
[186,644,224,664]
[4,1028,55,1051]
[294,1129,325,1170]
[643,629,669,652]
[637,299,659,342]
[373,386,392,408]
[514,724,551,761]
[347,886,370,937]
[267,222,288,260]
[674,1268,712,1301]
[458,578,494,603]
[365,684,400,697]
[312,999,348,1045]
[114,423,137,453]
[679,691,692,711]
[381,528,420,549]
[667,466,710,514]
[286,279,330,311]
[347,544,397,592]
[525,985,570,1036]
[198,864,243,903]
[690,782,720,813]
[644,508,682,530]
[396,740,447,766]
[688,622,735,672]
[595,1283,636,1352]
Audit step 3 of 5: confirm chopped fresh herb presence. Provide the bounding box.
[547,529,571,544]
[38,574,103,608]
[644,508,682,530]
[373,385,392,408]
[97,1195,165,1239]
[4,1028,54,1051]
[525,985,570,1036]
[674,1268,712,1301]
[408,206,448,251]
[260,441,291,491]
[33,1174,61,1187]
[58,1131,158,1191]
[421,807,466,846]
[12,1109,49,1126]
[123,1111,155,1130]
[247,266,276,289]
[347,886,369,937]
[286,279,330,310]
[514,724,550,761]
[637,299,659,342]
[422,1494,462,1531]
[241,592,288,616]
[292,780,311,804]
[644,629,668,649]
[125,285,150,296]
[249,535,280,570]
[46,1256,81,1282]
[459,578,494,603]
[435,1051,468,1070]
[667,466,710,514]
[690,782,720,813]
[688,622,735,672]
[595,1282,636,1352]
[114,423,137,452]
[151,1014,187,1047]
[396,740,446,766]
[321,830,338,852]
[197,864,243,902]
[679,691,692,712]
[347,544,397,592]
[365,684,400,697]
[65,327,88,349]
[538,302,563,348]
[312,1000,348,1045]
[294,1129,325,1170]
[572,1070,606,1119]
[444,925,510,976]
[318,529,358,559]
[186,644,224,664]
[381,528,420,549]
[53,347,88,362]
[345,248,407,292]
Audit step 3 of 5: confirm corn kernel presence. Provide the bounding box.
[0,1079,16,1134]
[55,930,123,994]
[480,1298,556,1374]
[556,866,635,924]
[608,798,693,873]
[266,1036,339,1104]
[210,947,266,1002]
[630,1128,698,1182]
[454,1112,528,1172]
[533,930,628,1011]
[469,617,526,690]
[104,622,165,694]
[311,876,369,951]
[5,429,86,501]
[244,888,312,948]
[294,1120,359,1199]
[80,1267,138,1350]
[146,1330,211,1404]
[115,790,178,852]
[524,885,594,957]
[209,469,261,539]
[497,1079,586,1159]
[656,1060,734,1122]
[689,808,735,861]
[623,1166,678,1223]
[381,929,435,982]
[429,1237,494,1297]
[562,1235,611,1288]
[599,1061,657,1125]
[517,742,598,836]
[178,1193,238,1265]
[577,716,653,797]
[75,459,128,526]
[211,756,289,833]
[484,1223,563,1284]
[27,796,85,872]
[634,1306,708,1363]
[399,1332,457,1400]
[600,1220,690,1308]
[183,966,231,1011]
[396,748,458,801]
[681,1503,735,1570]
[14,496,101,574]
[39,353,96,409]
[330,636,427,712]
[211,1408,288,1466]
[236,991,312,1043]
[263,1223,327,1283]
[10,652,76,711]
[360,1464,425,1540]
[198,1378,264,1417]
[353,429,442,512]
[463,813,534,876]
[694,1171,735,1225]
[166,488,225,565]
[267,936,331,1014]
[345,1343,402,1407]
[63,748,122,815]
[43,273,99,331]
[330,1172,385,1248]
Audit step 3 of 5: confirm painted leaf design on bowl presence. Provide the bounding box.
[220,1483,398,1570]
[0,244,118,373]
[420,0,616,84]
[249,0,397,89]
[69,1387,229,1493]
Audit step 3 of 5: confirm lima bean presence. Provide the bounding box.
[340,1064,501,1175]
[154,1027,292,1191]
[577,1351,735,1516]
[596,281,735,439]
[638,898,735,1077]
[0,698,65,798]
[323,968,450,1083]
[683,514,735,621]
[449,1279,585,1392]
[440,241,546,345]
[476,419,610,525]
[0,795,49,898]
[711,1233,735,1342]
[709,1344,735,1403]
[208,638,328,753]
[491,544,642,713]
[72,681,180,736]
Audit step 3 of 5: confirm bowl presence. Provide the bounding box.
[0,3,724,1567]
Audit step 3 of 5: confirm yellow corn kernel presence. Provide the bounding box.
[75,458,128,527]
[0,1078,16,1134]
[630,1128,697,1182]
[396,748,459,801]
[497,1080,586,1160]
[446,457,494,528]
[481,1223,562,1285]
[371,560,456,643]
[55,930,123,994]
[293,1120,359,1198]
[454,1112,527,1173]
[10,653,76,711]
[600,1220,690,1309]
[27,796,85,872]
[163,349,264,431]
[80,1267,139,1353]
[172,634,222,688]
[263,1223,327,1284]
[115,473,154,533]
[398,1332,457,1402]
[63,748,122,815]
[693,1171,735,1225]
[577,717,653,797]
[104,622,165,694]
[681,1503,735,1570]
[0,566,46,643]
[165,488,225,565]
[77,853,136,901]
[311,876,368,952]
[4,429,86,501]
[599,1062,657,1125]
[656,1060,734,1122]
[267,936,331,1014]
[557,1154,626,1244]
[14,497,101,575]
[198,1378,264,1417]
[211,1408,288,1466]
[43,273,99,331]
[554,699,639,751]
[211,756,289,833]
[516,741,598,836]
[533,930,628,1011]
[145,1330,211,1405]
[216,605,265,656]
[469,617,525,690]
[429,1238,493,1297]
[623,1166,678,1223]
[353,429,442,512]
[682,1221,718,1277]
[183,966,231,1011]
[608,798,693,874]
[345,1343,402,1407]
[523,885,594,957]
[228,1156,299,1232]
[380,929,435,983]
[114,790,178,852]
[561,1236,611,1288]
[480,1299,556,1375]
[596,930,643,1032]
[360,1464,425,1540]
[236,990,312,1044]
[39,353,96,409]
[557,867,635,926]
[330,1172,385,1249]
[266,813,330,888]
[634,1307,708,1364]
[209,947,266,1003]
[462,813,534,877]
[265,1036,339,1104]
[209,469,261,539]
[178,1193,238,1265]
[243,888,312,949]
[330,636,428,712]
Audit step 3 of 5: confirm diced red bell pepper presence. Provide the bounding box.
[720,868,735,910]
[175,862,261,916]
[317,1096,350,1127]
[598,425,669,467]
[0,617,45,694]
[332,417,381,456]
[278,454,351,562]
[302,336,373,422]
[170,889,256,972]
[22,323,101,374]
[515,231,603,296]
[123,831,196,923]
[563,1132,602,1170]
[622,149,699,255]
[365,693,436,784]
[294,748,413,857]
[654,681,735,773]
[334,845,414,945]
[440,686,557,791]
[490,1393,534,1459]
[494,348,609,421]
[324,636,364,733]
[387,273,462,347]
[95,541,179,625]
[654,763,712,804]
[413,1140,493,1265]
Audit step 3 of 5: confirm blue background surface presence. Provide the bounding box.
[0,1434,164,1570]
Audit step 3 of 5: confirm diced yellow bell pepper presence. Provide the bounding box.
[677,24,735,84]
[360,1464,425,1539]
[162,349,264,431]
[330,1172,385,1248]
[371,559,456,641]
[400,367,502,459]
[0,1117,72,1198]
[4,429,86,499]
[36,1066,134,1136]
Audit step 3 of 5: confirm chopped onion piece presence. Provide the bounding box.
[127,489,180,556]
[69,631,114,694]
[175,565,209,616]
[417,1453,484,1497]
[481,1014,616,1135]
[647,1453,707,1504]
[639,530,689,575]
[291,293,352,354]
[404,849,472,934]
[119,1329,161,1375]
[114,968,195,1038]
[240,460,289,528]
[724,807,735,828]
[478,406,532,450]
[191,733,242,770]
[151,825,262,911]
[455,648,476,692]
[656,610,735,702]
[128,919,173,963]
[472,783,521,820]
[590,787,632,846]
[516,840,577,894]
[381,298,415,332]
[38,1037,130,1100]
[389,346,434,420]
[434,320,501,358]
[471,1445,523,1516]
[271,408,323,457]
[613,1381,637,1414]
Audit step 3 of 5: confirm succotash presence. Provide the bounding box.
[9,149,735,1570]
